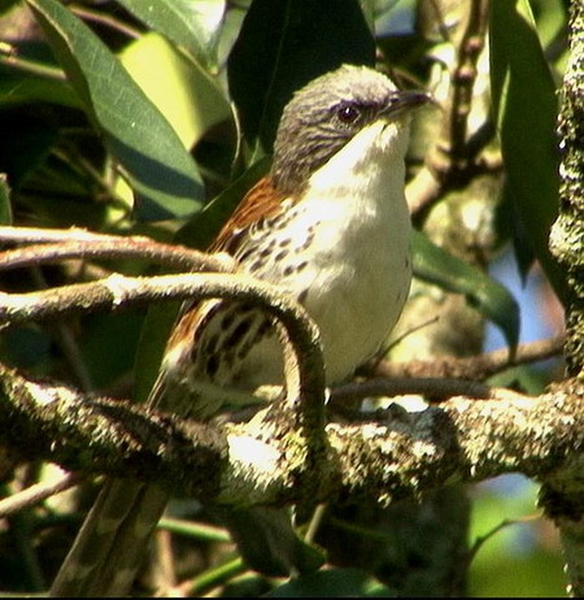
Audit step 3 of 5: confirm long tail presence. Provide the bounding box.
[50,478,169,596]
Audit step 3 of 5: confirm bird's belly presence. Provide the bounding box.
[234,204,412,386]
[300,239,411,384]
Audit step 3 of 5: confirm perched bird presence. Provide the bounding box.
[50,64,429,596]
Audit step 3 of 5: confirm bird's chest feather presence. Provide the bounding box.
[180,123,414,392]
[237,177,412,383]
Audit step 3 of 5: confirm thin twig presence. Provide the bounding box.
[467,514,541,565]
[157,517,230,542]
[69,3,142,39]
[0,240,231,273]
[427,0,454,44]
[0,228,235,274]
[153,529,177,595]
[0,472,82,517]
[0,52,66,81]
[330,377,494,407]
[411,0,491,216]
[406,165,443,216]
[0,226,127,244]
[447,0,489,164]
[373,336,564,381]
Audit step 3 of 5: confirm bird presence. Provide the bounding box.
[50,64,429,596]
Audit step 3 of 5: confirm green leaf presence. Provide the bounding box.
[81,311,145,389]
[267,567,395,597]
[227,0,375,157]
[176,156,271,250]
[413,230,520,352]
[119,32,231,150]
[133,299,181,404]
[529,0,566,50]
[222,507,324,577]
[116,0,226,70]
[26,0,204,221]
[0,69,79,108]
[489,0,566,304]
[0,38,80,108]
[0,174,12,224]
[0,49,80,108]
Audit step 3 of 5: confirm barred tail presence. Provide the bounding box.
[50,479,169,597]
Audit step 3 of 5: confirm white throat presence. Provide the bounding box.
[280,118,413,383]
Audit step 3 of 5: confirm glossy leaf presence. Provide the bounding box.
[530,0,566,49]
[116,0,226,69]
[489,0,566,304]
[26,0,204,221]
[227,0,375,158]
[413,230,520,352]
[119,32,231,150]
[176,156,271,250]
[0,64,79,108]
[133,300,181,404]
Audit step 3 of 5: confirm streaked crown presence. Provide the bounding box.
[271,64,428,195]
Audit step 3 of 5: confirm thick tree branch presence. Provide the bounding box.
[546,2,584,595]
[1,361,584,511]
[0,267,328,511]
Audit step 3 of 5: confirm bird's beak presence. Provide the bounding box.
[384,90,433,119]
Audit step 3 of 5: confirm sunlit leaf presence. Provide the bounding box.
[530,0,566,50]
[119,32,230,150]
[26,0,204,221]
[489,0,566,304]
[413,230,520,351]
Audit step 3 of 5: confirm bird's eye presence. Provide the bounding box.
[336,103,361,124]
